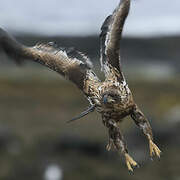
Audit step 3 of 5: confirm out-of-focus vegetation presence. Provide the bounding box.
[0,35,179,180]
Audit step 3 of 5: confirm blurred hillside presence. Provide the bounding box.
[17,35,180,63]
[1,34,179,80]
[1,34,179,65]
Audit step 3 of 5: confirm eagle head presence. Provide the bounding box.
[102,90,121,106]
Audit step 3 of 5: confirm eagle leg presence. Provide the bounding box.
[131,104,161,159]
[103,118,138,171]
[67,105,95,123]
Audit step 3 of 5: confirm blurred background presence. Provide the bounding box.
[0,0,180,179]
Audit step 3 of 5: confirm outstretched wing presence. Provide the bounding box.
[0,28,100,93]
[100,0,130,81]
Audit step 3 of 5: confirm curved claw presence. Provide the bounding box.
[106,138,115,151]
[124,153,138,172]
[149,139,161,159]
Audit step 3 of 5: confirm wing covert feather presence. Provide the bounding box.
[0,28,99,92]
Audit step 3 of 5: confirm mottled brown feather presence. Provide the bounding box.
[100,0,130,80]
[0,0,161,171]
[0,28,99,92]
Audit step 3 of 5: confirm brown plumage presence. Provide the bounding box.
[0,0,161,171]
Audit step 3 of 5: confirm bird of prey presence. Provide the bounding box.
[0,0,161,171]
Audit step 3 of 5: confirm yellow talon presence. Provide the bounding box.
[106,143,112,151]
[125,153,138,172]
[106,138,115,151]
[147,135,161,158]
[149,139,161,158]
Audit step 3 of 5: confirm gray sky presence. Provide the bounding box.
[0,0,180,37]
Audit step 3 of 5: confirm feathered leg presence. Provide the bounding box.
[131,104,161,159]
[103,117,138,171]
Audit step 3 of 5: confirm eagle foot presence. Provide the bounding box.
[149,139,161,159]
[106,138,115,151]
[124,153,138,172]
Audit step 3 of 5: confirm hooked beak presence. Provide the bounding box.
[103,94,108,104]
[103,94,115,104]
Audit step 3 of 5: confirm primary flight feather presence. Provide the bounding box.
[0,0,161,171]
